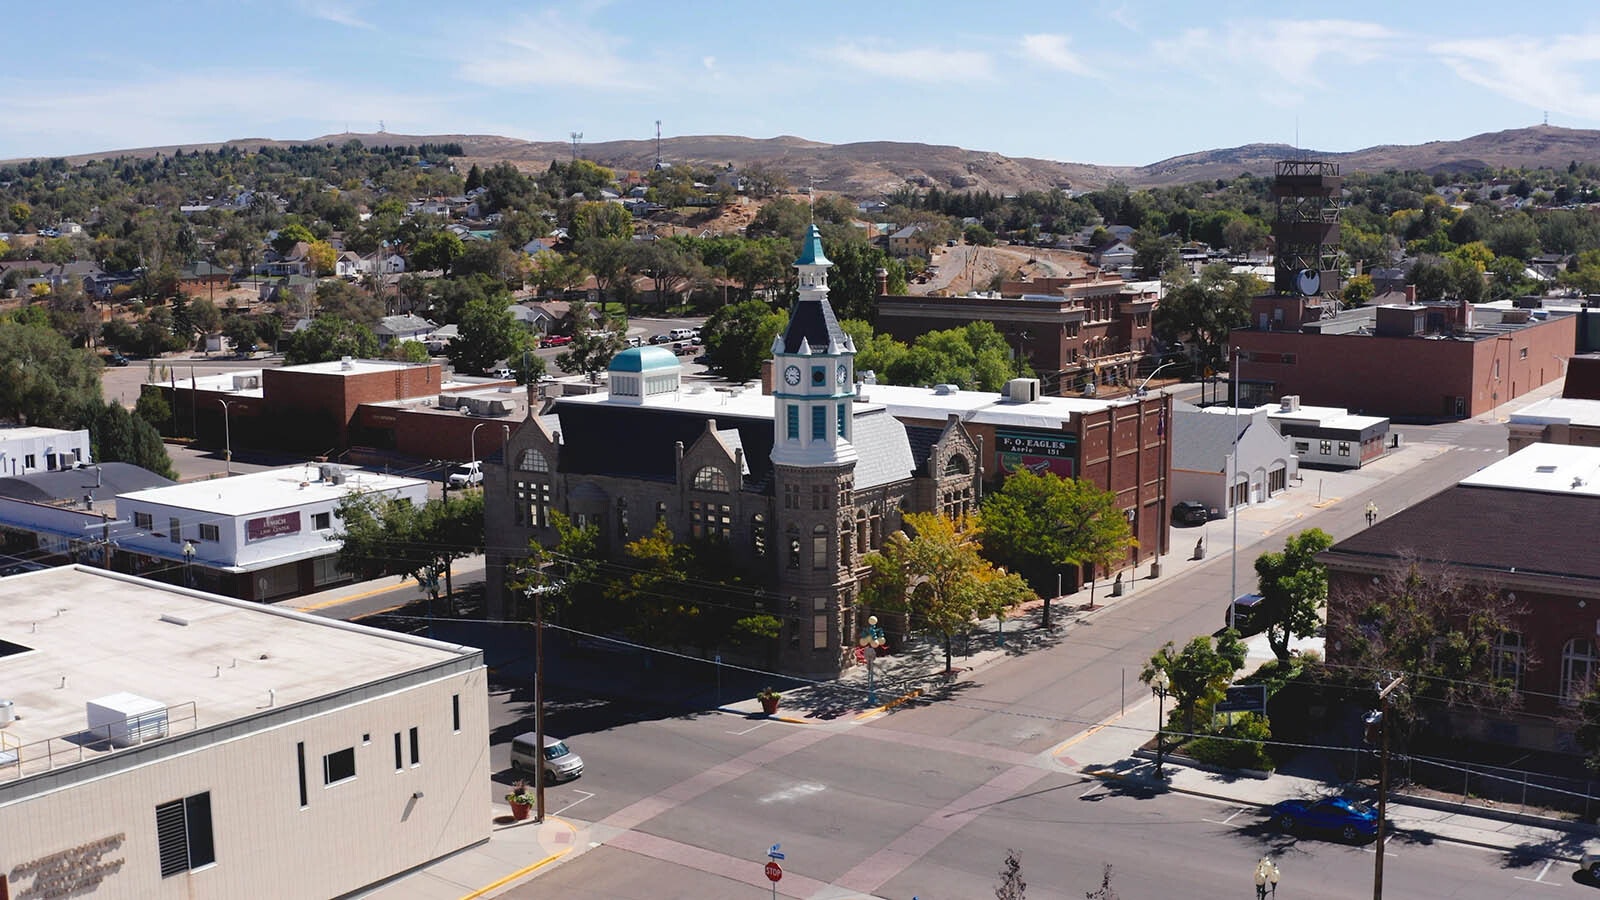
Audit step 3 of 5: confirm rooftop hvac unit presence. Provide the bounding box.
[0,698,14,726]
[231,374,260,390]
[86,692,168,748]
[1278,395,1301,412]
[934,383,961,395]
[1005,378,1041,403]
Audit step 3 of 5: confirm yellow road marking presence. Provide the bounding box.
[295,563,454,612]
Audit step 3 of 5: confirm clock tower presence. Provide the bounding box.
[771,224,856,466]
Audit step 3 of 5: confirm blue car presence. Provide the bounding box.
[1270,795,1379,842]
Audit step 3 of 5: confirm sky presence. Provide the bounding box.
[5,1,1600,167]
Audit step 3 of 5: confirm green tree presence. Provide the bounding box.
[1341,274,1375,307]
[700,300,785,382]
[284,315,379,365]
[1141,631,1247,737]
[446,298,527,374]
[507,511,602,626]
[1252,528,1333,662]
[188,298,222,337]
[8,202,32,229]
[100,318,139,353]
[0,321,103,427]
[978,469,1135,619]
[1131,227,1179,279]
[827,241,906,322]
[383,340,431,363]
[1151,263,1263,373]
[335,489,485,607]
[886,321,1019,391]
[270,222,315,256]
[81,399,175,478]
[575,237,631,308]
[222,315,260,355]
[412,230,465,275]
[314,279,383,325]
[860,511,1034,673]
[570,202,633,242]
[554,300,626,381]
[840,319,910,381]
[528,251,588,297]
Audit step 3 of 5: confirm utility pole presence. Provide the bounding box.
[533,572,547,822]
[1369,675,1404,900]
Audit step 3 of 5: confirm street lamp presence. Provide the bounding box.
[216,399,232,476]
[469,421,489,482]
[1134,359,1179,396]
[859,615,887,705]
[181,540,195,588]
[1150,668,1170,781]
[1253,857,1280,898]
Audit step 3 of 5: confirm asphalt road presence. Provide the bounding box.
[479,417,1532,899]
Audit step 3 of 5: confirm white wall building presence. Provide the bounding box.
[0,566,489,900]
[0,427,92,476]
[116,463,429,602]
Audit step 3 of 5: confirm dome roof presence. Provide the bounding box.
[609,346,682,373]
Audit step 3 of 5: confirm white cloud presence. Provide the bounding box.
[1430,33,1600,121]
[822,42,993,83]
[457,12,648,91]
[1106,5,1139,33]
[1155,19,1396,94]
[1020,34,1092,76]
[703,56,716,70]
[297,0,374,31]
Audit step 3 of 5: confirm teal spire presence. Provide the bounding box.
[795,224,831,267]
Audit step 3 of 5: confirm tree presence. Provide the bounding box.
[0,321,104,427]
[80,399,175,478]
[1131,227,1180,279]
[885,322,1020,392]
[222,315,260,355]
[306,240,338,277]
[270,222,315,256]
[446,298,527,375]
[528,251,588,297]
[1408,257,1452,301]
[575,236,630,307]
[411,230,464,275]
[1327,558,1527,747]
[314,279,383,325]
[335,489,485,608]
[570,202,633,242]
[1141,631,1247,737]
[1151,263,1263,373]
[826,241,906,323]
[1252,528,1333,662]
[100,318,139,353]
[383,340,431,363]
[860,511,1034,673]
[700,300,785,382]
[978,469,1135,611]
[284,315,379,365]
[1341,273,1375,306]
[188,298,222,338]
[506,511,602,626]
[629,240,704,310]
[554,300,626,381]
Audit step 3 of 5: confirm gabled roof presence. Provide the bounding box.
[1171,404,1246,472]
[374,314,437,335]
[851,409,916,490]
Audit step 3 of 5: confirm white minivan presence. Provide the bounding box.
[510,733,584,782]
[668,327,697,341]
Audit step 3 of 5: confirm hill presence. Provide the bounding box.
[16,125,1600,198]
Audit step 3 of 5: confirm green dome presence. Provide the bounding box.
[610,346,681,373]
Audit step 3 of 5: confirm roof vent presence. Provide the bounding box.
[1536,464,1558,473]
[340,356,354,370]
[934,383,961,395]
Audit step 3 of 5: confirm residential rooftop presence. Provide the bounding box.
[0,566,476,781]
[117,463,428,516]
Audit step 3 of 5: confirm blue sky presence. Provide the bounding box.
[5,1,1600,166]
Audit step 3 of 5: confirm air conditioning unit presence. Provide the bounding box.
[1005,378,1041,403]
[86,693,168,748]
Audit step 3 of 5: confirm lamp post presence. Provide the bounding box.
[1151,668,1170,781]
[1229,347,1241,630]
[216,399,232,475]
[859,615,886,705]
[1253,856,1281,899]
[181,540,195,588]
[1134,360,1179,396]
[522,582,548,823]
[1367,676,1404,900]
[469,421,488,481]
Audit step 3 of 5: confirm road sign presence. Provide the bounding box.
[765,861,783,882]
[768,850,785,860]
[1216,684,1267,714]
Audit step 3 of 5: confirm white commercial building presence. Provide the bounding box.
[0,426,92,476]
[116,463,429,602]
[0,566,489,900]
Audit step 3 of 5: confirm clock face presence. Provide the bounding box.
[784,365,801,386]
[1295,268,1321,297]
[836,364,848,385]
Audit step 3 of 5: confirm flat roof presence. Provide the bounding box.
[863,382,1126,428]
[1198,404,1388,431]
[0,566,475,777]
[1460,442,1600,497]
[118,464,428,516]
[558,381,778,419]
[1510,396,1600,428]
[368,384,533,419]
[0,426,84,441]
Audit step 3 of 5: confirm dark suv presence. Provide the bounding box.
[1172,500,1211,526]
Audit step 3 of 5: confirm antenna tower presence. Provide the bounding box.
[570,131,583,162]
[378,120,386,133]
[654,120,663,169]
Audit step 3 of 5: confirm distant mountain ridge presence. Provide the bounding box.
[15,125,1600,197]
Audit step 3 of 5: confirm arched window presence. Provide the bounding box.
[944,454,970,475]
[518,450,549,473]
[692,466,729,492]
[1562,638,1597,704]
[812,524,828,570]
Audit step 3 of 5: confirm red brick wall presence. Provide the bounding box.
[1231,315,1574,419]
[263,364,443,447]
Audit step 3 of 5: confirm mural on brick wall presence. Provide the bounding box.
[995,430,1078,479]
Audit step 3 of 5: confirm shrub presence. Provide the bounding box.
[1187,713,1275,771]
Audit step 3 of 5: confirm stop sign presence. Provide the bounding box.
[765,861,782,882]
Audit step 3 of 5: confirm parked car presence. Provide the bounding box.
[510,733,584,783]
[540,335,572,348]
[648,333,673,345]
[105,353,129,367]
[1228,593,1265,634]
[1171,500,1211,526]
[446,461,483,488]
[673,342,698,356]
[1580,843,1600,878]
[1269,796,1380,842]
[668,327,697,341]
[491,367,514,379]
[625,335,643,347]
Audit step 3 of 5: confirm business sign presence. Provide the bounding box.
[246,511,301,542]
[1216,684,1267,714]
[996,430,1078,479]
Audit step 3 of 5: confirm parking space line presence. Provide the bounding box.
[1079,782,1105,800]
[1514,859,1561,887]
[1203,806,1251,825]
[552,790,594,818]
[727,722,770,736]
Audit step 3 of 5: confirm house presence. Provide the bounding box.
[887,224,934,259]
[335,251,370,278]
[1093,240,1136,271]
[257,241,311,277]
[0,461,173,566]
[0,426,92,476]
[1169,402,1296,515]
[179,260,232,293]
[373,314,438,349]
[1320,442,1600,756]
[0,565,488,900]
[507,303,556,335]
[1262,395,1390,468]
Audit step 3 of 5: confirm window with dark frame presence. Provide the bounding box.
[156,792,215,877]
[409,727,420,766]
[394,733,403,770]
[296,743,307,807]
[324,747,356,785]
[452,694,461,732]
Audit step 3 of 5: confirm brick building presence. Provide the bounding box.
[874,272,1159,396]
[1509,353,1600,451]
[1320,442,1600,754]
[1229,297,1576,420]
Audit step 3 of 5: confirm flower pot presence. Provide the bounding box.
[760,696,780,715]
[509,799,532,821]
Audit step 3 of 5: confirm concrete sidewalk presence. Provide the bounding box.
[353,806,586,900]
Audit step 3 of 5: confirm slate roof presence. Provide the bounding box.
[375,314,437,336]
[554,402,777,488]
[1170,404,1245,472]
[851,409,916,490]
[0,463,175,504]
[779,294,849,354]
[904,424,944,476]
[1323,484,1600,583]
